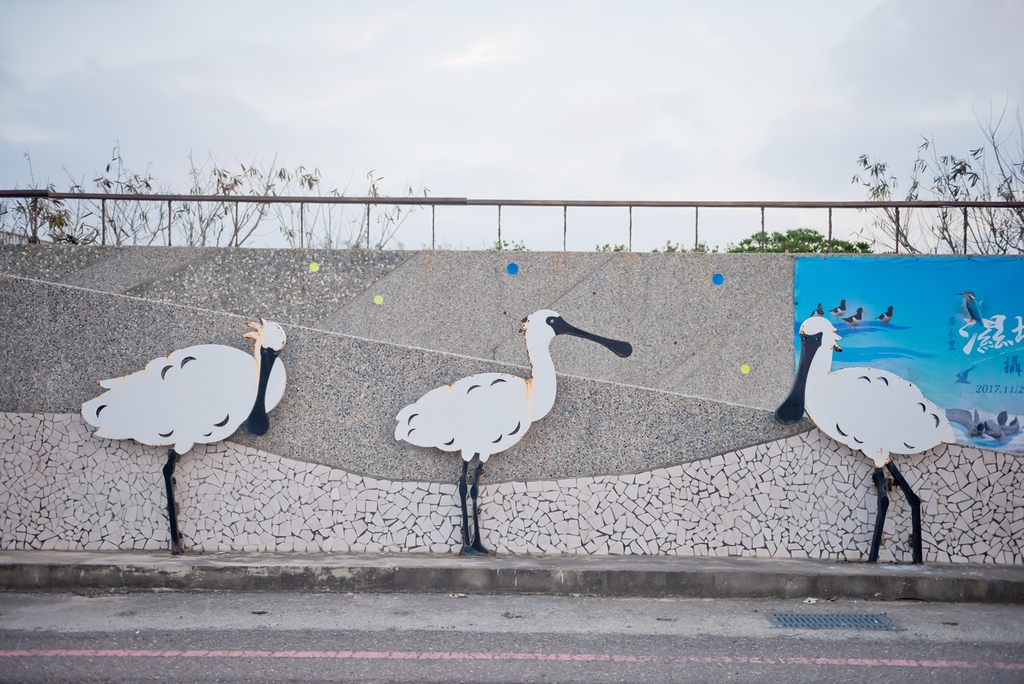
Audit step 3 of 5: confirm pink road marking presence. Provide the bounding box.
[0,649,1021,670]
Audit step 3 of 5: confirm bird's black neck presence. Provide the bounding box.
[774,334,820,424]
[244,347,278,436]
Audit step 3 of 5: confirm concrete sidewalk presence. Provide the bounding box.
[2,551,1023,603]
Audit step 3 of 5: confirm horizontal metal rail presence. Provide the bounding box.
[2,189,1022,254]
[2,188,1023,209]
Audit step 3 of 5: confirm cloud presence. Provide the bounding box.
[1,2,1020,252]
[436,29,540,69]
[0,60,56,143]
[315,11,408,53]
[0,121,53,144]
[826,0,1024,118]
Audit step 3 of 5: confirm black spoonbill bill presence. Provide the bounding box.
[82,319,287,553]
[774,316,954,564]
[395,309,632,556]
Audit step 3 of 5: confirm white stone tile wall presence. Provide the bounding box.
[482,431,1024,564]
[2,412,1022,563]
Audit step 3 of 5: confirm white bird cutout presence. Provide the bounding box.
[395,309,632,555]
[81,319,287,553]
[775,316,954,563]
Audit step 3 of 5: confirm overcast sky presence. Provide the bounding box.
[1,0,1021,250]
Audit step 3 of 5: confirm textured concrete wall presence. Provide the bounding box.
[3,412,1020,564]
[0,247,808,482]
[0,245,794,409]
[0,245,412,328]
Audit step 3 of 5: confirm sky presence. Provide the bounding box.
[1,0,1022,251]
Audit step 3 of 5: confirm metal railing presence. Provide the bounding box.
[0,229,27,246]
[2,188,1023,254]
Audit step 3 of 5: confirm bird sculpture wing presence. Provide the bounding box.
[811,367,955,466]
[395,372,530,460]
[82,344,259,454]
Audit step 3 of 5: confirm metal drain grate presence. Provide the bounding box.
[769,613,899,631]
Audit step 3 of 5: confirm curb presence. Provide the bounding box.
[3,552,1023,603]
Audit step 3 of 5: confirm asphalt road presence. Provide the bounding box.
[1,592,1022,683]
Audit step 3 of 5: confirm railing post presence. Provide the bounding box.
[827,207,833,253]
[962,207,968,255]
[101,198,106,245]
[694,206,699,251]
[30,197,38,243]
[167,200,172,246]
[299,202,304,249]
[628,206,633,252]
[894,207,900,255]
[497,205,501,248]
[431,205,435,250]
[364,204,370,250]
[563,205,567,252]
[759,207,765,252]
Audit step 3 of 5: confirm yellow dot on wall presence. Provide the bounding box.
[309,261,320,272]
[740,364,751,375]
[373,295,384,305]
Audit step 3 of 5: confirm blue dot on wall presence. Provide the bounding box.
[712,273,725,286]
[507,263,519,275]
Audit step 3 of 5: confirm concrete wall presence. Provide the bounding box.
[0,245,794,408]
[0,246,807,481]
[1,245,1019,563]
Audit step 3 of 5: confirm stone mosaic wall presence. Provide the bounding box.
[2,412,1022,564]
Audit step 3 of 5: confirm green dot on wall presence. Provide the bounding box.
[741,364,751,375]
[373,295,384,305]
[309,262,320,273]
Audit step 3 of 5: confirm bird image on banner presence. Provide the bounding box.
[958,291,983,326]
[842,307,865,329]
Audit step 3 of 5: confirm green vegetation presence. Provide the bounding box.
[492,239,529,251]
[595,240,719,253]
[651,240,716,253]
[726,228,871,254]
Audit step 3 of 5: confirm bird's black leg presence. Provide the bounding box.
[459,460,473,555]
[867,467,888,563]
[162,449,183,554]
[886,462,923,564]
[469,461,493,556]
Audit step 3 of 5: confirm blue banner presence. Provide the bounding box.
[794,256,1024,454]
